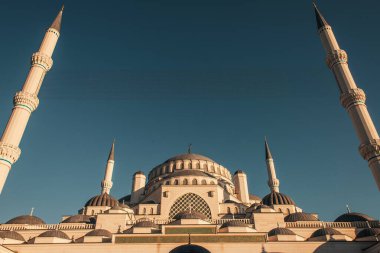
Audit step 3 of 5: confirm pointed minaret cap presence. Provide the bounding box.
[313,2,329,30]
[265,137,273,160]
[50,5,64,32]
[108,140,115,161]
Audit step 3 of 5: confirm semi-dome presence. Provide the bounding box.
[262,191,295,206]
[334,212,376,222]
[285,213,319,222]
[85,193,119,207]
[310,228,342,238]
[220,220,249,229]
[0,230,25,241]
[38,230,70,240]
[174,210,207,220]
[85,229,112,238]
[62,215,95,224]
[268,228,296,237]
[6,215,45,225]
[356,228,380,239]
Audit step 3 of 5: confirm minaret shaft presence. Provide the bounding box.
[0,8,62,193]
[101,142,115,194]
[315,5,380,189]
[265,140,280,193]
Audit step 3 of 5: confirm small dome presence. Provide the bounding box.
[220,220,249,229]
[249,194,262,201]
[174,210,207,220]
[6,215,45,225]
[285,213,319,222]
[62,215,95,224]
[38,230,70,240]
[262,192,295,206]
[246,203,272,213]
[310,228,343,238]
[85,229,112,238]
[268,228,296,237]
[85,193,119,207]
[356,228,380,239]
[134,220,158,228]
[0,230,25,241]
[334,212,376,222]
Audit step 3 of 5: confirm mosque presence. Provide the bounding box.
[0,3,379,253]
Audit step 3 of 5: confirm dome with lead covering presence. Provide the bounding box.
[62,215,95,224]
[85,229,112,238]
[285,213,319,222]
[174,210,207,220]
[262,191,295,206]
[268,228,296,237]
[38,230,70,240]
[220,220,249,229]
[85,193,119,207]
[334,212,376,222]
[133,220,158,228]
[310,228,342,238]
[6,215,45,225]
[0,230,25,241]
[356,228,380,239]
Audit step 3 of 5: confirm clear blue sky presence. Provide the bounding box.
[0,0,379,223]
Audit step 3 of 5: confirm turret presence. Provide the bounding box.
[101,141,115,194]
[314,3,380,190]
[130,171,146,204]
[265,139,280,193]
[0,6,64,193]
[233,170,249,204]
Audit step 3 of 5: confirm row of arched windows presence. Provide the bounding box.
[141,207,155,215]
[164,178,216,186]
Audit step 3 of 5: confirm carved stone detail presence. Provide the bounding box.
[340,88,366,110]
[0,142,21,165]
[326,49,348,69]
[13,91,39,112]
[31,52,53,71]
[359,139,380,161]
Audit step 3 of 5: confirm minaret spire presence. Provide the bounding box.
[265,138,280,193]
[101,140,115,194]
[0,6,63,193]
[51,5,64,32]
[314,4,380,190]
[313,2,328,30]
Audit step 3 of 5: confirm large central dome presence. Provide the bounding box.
[164,154,216,163]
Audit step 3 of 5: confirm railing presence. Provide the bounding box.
[285,221,380,228]
[0,223,95,231]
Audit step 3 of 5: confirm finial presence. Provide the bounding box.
[61,4,65,12]
[188,144,192,154]
[264,137,273,160]
[313,2,329,30]
[108,140,115,161]
[30,207,34,216]
[346,204,351,214]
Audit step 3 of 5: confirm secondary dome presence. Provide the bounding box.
[334,212,376,222]
[62,215,95,224]
[133,220,158,228]
[6,215,45,225]
[0,230,25,241]
[285,213,319,222]
[356,228,380,239]
[310,228,342,238]
[38,230,70,240]
[85,193,119,207]
[220,220,249,229]
[85,229,112,237]
[174,210,207,220]
[268,228,296,237]
[262,191,295,206]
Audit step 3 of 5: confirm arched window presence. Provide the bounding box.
[174,179,179,185]
[173,164,176,170]
[203,164,208,171]
[188,163,192,169]
[235,207,239,214]
[210,181,215,185]
[196,163,200,169]
[165,181,170,185]
[143,208,146,214]
[201,179,207,185]
[150,208,154,214]
[210,165,215,172]
[287,208,291,214]
[180,163,184,170]
[227,207,231,214]
[192,179,198,185]
[183,179,188,185]
[215,167,220,174]
[91,210,94,215]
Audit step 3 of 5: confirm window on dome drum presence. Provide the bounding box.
[169,193,212,219]
[180,163,184,170]
[173,164,176,170]
[188,163,192,169]
[192,179,198,185]
[183,179,188,185]
[203,164,207,171]
[196,163,200,169]
[201,179,207,185]
[210,165,215,172]
[165,166,169,174]
[174,179,179,185]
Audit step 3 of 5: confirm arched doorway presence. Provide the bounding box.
[170,244,210,253]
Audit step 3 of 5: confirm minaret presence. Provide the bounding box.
[101,141,115,194]
[313,4,380,190]
[0,6,64,193]
[265,138,280,193]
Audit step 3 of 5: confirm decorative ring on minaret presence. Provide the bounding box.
[47,28,60,37]
[340,88,366,110]
[13,91,39,113]
[359,139,380,161]
[31,52,53,71]
[326,49,348,69]
[0,142,21,166]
